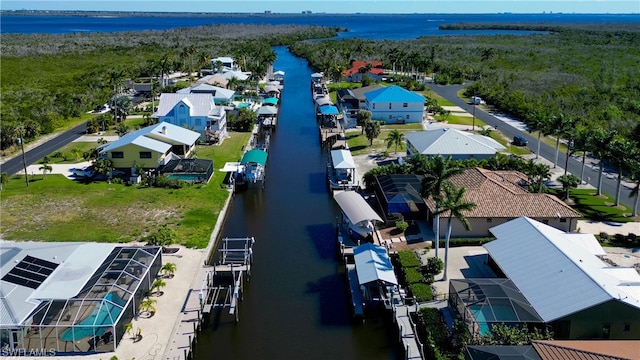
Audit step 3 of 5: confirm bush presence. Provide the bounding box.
[404,267,424,284]
[143,224,177,246]
[409,282,433,302]
[395,220,409,233]
[598,232,609,243]
[397,250,421,267]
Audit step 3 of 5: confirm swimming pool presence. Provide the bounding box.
[166,173,209,182]
[60,293,124,341]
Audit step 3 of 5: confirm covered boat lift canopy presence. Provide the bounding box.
[353,243,398,286]
[256,105,278,116]
[319,105,339,115]
[240,149,268,166]
[331,149,355,170]
[334,191,383,226]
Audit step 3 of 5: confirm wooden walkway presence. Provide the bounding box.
[394,305,424,360]
[164,268,213,360]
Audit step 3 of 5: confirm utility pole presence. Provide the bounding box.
[18,127,28,187]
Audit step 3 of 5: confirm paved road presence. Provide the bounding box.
[426,82,634,210]
[0,122,88,176]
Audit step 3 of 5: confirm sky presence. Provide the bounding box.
[2,1,639,14]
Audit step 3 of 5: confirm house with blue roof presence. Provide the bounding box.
[98,122,200,170]
[364,85,426,124]
[153,93,227,143]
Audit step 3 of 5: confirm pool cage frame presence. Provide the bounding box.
[448,278,545,339]
[12,246,161,354]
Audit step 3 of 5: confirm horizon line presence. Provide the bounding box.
[3,9,640,15]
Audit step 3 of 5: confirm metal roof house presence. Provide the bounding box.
[481,217,640,340]
[0,241,162,354]
[98,122,200,170]
[176,83,235,105]
[364,85,426,124]
[153,93,227,143]
[405,128,506,161]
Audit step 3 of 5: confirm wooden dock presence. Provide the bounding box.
[345,263,365,319]
[394,305,424,360]
[164,268,213,360]
[164,237,255,360]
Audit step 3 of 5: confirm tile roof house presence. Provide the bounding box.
[466,340,640,360]
[424,168,582,237]
[99,121,200,170]
[153,93,227,143]
[405,128,506,161]
[343,60,385,82]
[484,217,640,340]
[364,85,426,124]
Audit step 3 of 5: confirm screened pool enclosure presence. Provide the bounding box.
[3,246,161,354]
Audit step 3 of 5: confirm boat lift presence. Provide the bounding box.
[205,237,255,322]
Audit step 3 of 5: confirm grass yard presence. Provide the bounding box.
[550,188,635,223]
[346,124,421,156]
[0,131,251,249]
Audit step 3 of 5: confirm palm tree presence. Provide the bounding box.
[385,129,405,154]
[111,95,132,123]
[547,113,574,168]
[356,110,372,134]
[420,155,463,259]
[609,139,637,206]
[93,158,114,181]
[115,123,130,137]
[557,174,581,201]
[434,182,477,281]
[161,262,177,278]
[151,278,166,296]
[106,69,125,124]
[139,298,157,317]
[526,106,550,159]
[628,156,640,217]
[590,127,617,196]
[39,163,52,178]
[364,120,381,146]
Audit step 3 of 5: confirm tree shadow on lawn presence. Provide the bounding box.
[570,190,633,223]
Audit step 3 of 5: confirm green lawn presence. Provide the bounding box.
[433,114,487,128]
[550,188,635,223]
[0,131,251,248]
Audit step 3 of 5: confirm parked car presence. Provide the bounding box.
[512,135,528,146]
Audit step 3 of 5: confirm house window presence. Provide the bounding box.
[403,103,408,108]
[111,152,124,159]
[486,218,492,223]
[624,323,631,331]
[139,152,152,159]
[559,218,567,223]
[542,219,549,224]
[372,104,376,110]
[389,115,393,120]
[389,103,392,109]
[602,323,611,339]
[179,105,186,115]
[406,114,410,120]
[195,118,202,127]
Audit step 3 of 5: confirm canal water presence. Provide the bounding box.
[193,47,400,359]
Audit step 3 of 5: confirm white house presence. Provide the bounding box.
[405,128,505,160]
[177,83,235,105]
[152,93,227,141]
[364,85,425,124]
[211,56,240,72]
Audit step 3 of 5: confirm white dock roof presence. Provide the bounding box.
[334,191,383,225]
[353,243,398,286]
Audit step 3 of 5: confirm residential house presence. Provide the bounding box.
[424,167,582,237]
[364,85,426,124]
[211,56,240,72]
[153,93,227,142]
[176,83,235,105]
[99,121,200,170]
[405,128,506,161]
[481,217,640,340]
[195,74,229,88]
[343,60,385,82]
[466,340,640,360]
[0,241,161,354]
